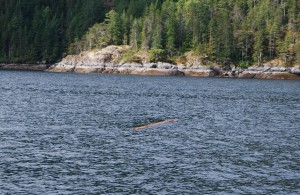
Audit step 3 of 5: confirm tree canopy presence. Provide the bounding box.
[1,0,299,67]
[0,0,107,63]
[77,0,300,67]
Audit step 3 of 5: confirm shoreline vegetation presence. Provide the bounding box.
[1,45,300,80]
[48,45,300,80]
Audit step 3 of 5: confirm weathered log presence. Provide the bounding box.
[132,119,176,130]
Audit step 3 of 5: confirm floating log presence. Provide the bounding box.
[132,119,176,130]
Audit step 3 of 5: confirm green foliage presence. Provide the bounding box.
[148,49,166,62]
[0,0,106,63]
[119,50,142,64]
[2,0,300,66]
[174,55,188,66]
[68,22,110,54]
[110,0,300,66]
[130,19,143,50]
[106,10,124,45]
[238,61,252,69]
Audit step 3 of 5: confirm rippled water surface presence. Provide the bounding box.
[0,71,299,194]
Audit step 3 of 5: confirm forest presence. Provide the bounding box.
[0,0,108,63]
[1,0,300,67]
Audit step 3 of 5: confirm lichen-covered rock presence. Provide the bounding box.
[48,45,130,72]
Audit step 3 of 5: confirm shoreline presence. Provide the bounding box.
[0,63,299,80]
[46,62,300,80]
[46,45,300,80]
[0,63,51,71]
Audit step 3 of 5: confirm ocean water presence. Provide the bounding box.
[0,70,299,194]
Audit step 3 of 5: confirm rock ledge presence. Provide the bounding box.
[47,46,300,80]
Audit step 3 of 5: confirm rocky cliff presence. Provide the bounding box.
[47,45,300,80]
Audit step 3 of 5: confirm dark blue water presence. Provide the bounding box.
[0,71,299,194]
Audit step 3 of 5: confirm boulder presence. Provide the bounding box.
[183,69,214,77]
[144,63,157,68]
[157,62,175,69]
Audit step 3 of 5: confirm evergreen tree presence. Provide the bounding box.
[2,0,299,66]
[162,0,177,55]
[0,0,107,63]
[106,10,124,45]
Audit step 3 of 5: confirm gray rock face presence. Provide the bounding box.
[157,62,176,69]
[291,68,300,74]
[48,46,190,76]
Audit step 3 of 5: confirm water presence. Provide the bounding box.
[0,70,299,194]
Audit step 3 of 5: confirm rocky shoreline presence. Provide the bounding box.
[47,62,300,80]
[1,45,299,80]
[47,45,300,80]
[0,63,50,71]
